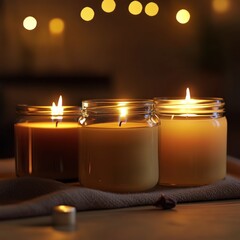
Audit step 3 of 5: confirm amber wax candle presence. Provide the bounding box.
[155,88,227,186]
[15,96,82,181]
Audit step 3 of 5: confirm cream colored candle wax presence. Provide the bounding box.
[155,89,227,186]
[79,122,159,192]
[79,99,159,192]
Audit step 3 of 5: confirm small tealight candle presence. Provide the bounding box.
[52,205,76,227]
[155,88,227,186]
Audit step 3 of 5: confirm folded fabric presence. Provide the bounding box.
[0,175,240,220]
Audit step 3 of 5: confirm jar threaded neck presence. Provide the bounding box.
[16,105,82,116]
[154,98,225,118]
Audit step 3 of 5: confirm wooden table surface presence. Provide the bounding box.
[0,201,240,240]
[0,157,239,240]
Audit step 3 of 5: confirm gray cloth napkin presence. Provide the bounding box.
[0,175,240,220]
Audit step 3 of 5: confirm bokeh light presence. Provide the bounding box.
[49,18,65,34]
[101,0,116,13]
[128,1,143,15]
[80,7,95,21]
[176,9,191,24]
[145,2,159,17]
[212,0,230,13]
[23,16,37,30]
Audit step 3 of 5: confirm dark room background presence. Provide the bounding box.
[0,0,240,158]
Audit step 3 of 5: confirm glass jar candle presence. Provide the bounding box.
[78,99,159,192]
[154,94,227,187]
[15,104,82,181]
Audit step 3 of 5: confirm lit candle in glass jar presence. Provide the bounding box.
[79,99,159,192]
[15,96,81,181]
[155,88,227,186]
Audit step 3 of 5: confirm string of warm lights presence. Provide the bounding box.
[101,0,116,13]
[22,0,230,31]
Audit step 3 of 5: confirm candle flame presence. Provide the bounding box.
[182,87,194,105]
[118,102,128,126]
[51,95,63,120]
[185,88,191,102]
[181,88,197,116]
[119,107,128,118]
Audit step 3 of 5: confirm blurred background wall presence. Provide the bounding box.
[0,0,239,158]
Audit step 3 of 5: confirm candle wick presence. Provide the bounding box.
[56,121,59,127]
[119,121,123,127]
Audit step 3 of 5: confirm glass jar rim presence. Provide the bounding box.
[82,99,154,115]
[82,98,153,106]
[154,97,224,101]
[16,104,82,116]
[154,97,225,117]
